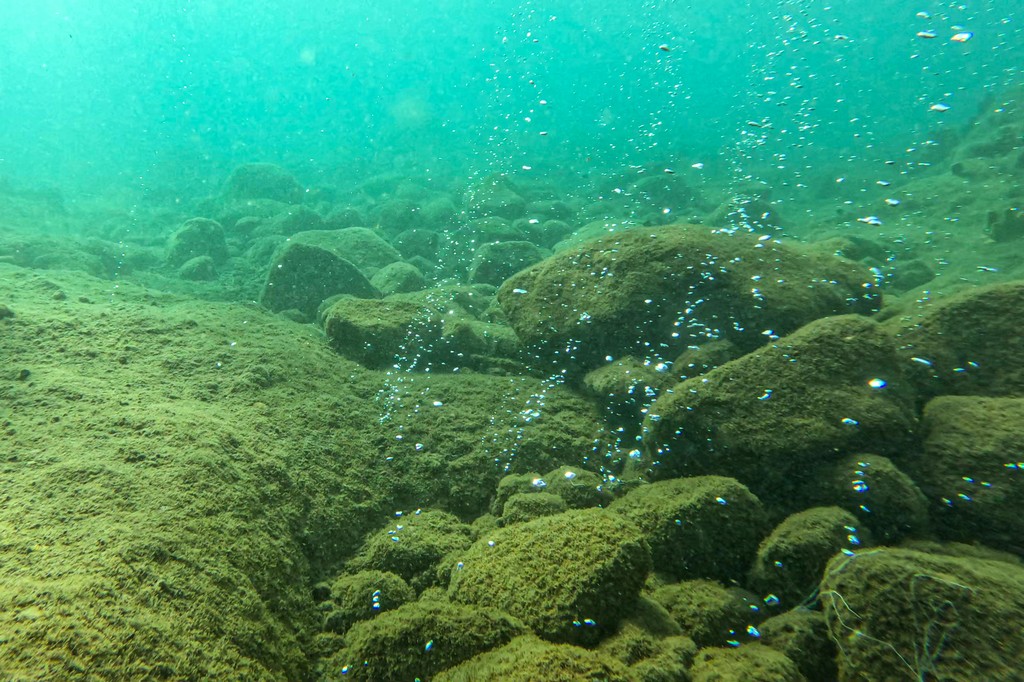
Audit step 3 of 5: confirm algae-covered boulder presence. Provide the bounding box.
[291,227,402,275]
[467,240,548,286]
[257,205,323,237]
[222,162,304,204]
[348,510,475,591]
[691,644,807,682]
[435,635,633,682]
[324,600,527,681]
[177,255,217,281]
[322,297,443,369]
[748,507,869,607]
[641,315,918,511]
[465,173,527,220]
[901,396,1024,551]
[540,465,613,510]
[447,508,651,646]
[498,224,880,371]
[812,453,930,543]
[759,609,836,682]
[652,580,765,649]
[499,492,567,525]
[371,261,426,296]
[320,570,415,634]
[165,217,228,267]
[260,242,378,320]
[820,547,1024,681]
[609,476,769,583]
[887,281,1024,400]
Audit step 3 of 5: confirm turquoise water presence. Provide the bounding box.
[1,2,1023,681]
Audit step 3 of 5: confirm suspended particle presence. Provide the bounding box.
[951,31,974,42]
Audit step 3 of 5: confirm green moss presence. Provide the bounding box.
[448,508,652,646]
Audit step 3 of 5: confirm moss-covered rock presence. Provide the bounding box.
[177,255,217,281]
[759,609,837,682]
[820,547,1024,681]
[370,261,426,296]
[467,241,549,286]
[901,396,1024,551]
[540,465,614,510]
[886,281,1024,400]
[434,635,633,682]
[320,570,415,634]
[811,453,930,543]
[165,217,228,267]
[221,163,304,204]
[322,297,440,368]
[348,510,475,592]
[291,227,402,275]
[748,507,869,607]
[260,242,379,321]
[498,224,880,372]
[691,644,807,682]
[465,174,527,220]
[324,600,527,681]
[499,492,568,525]
[641,315,918,512]
[609,476,769,583]
[448,508,651,646]
[652,580,765,649]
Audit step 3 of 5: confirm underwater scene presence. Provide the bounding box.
[1,1,1023,680]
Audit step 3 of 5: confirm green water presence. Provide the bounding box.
[1,2,1022,681]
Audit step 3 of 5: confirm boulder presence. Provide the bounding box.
[887,281,1024,400]
[259,242,378,320]
[221,163,304,204]
[640,316,918,512]
[435,635,632,682]
[290,227,402,275]
[609,476,768,583]
[447,508,651,646]
[465,174,527,220]
[901,396,1024,553]
[370,261,426,296]
[321,297,443,369]
[165,218,228,267]
[820,547,1024,681]
[748,507,869,607]
[498,224,881,372]
[467,241,548,286]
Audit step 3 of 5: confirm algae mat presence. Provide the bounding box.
[0,264,592,680]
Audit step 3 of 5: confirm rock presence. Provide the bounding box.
[467,241,548,286]
[321,297,443,369]
[652,580,766,649]
[370,261,426,296]
[347,510,474,591]
[985,206,1024,242]
[435,635,632,682]
[322,206,364,231]
[323,600,526,681]
[221,163,304,204]
[641,316,918,512]
[421,196,458,229]
[524,200,574,221]
[260,242,379,320]
[165,218,228,267]
[447,508,651,646]
[901,396,1024,553]
[539,465,613,510]
[525,219,575,249]
[320,570,415,634]
[609,476,768,583]
[291,227,402,275]
[811,453,930,544]
[465,174,527,220]
[820,547,1024,681]
[887,281,1024,399]
[177,255,217,281]
[748,507,870,607]
[455,217,528,249]
[0,303,15,320]
[498,224,881,373]
[257,205,323,237]
[371,197,424,236]
[582,356,675,426]
[884,258,935,292]
[759,609,837,682]
[691,644,806,682]
[393,229,440,261]
[499,492,567,525]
